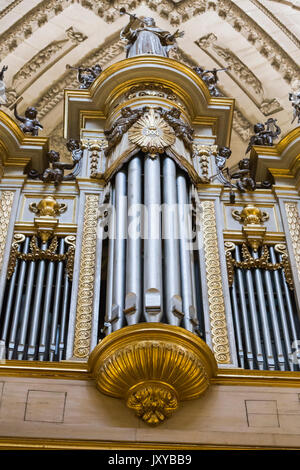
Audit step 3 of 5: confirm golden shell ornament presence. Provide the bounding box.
[128,107,176,158]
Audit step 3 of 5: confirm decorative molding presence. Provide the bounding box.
[0,0,23,20]
[232,108,253,142]
[73,194,99,359]
[200,200,231,364]
[192,144,218,182]
[195,33,283,115]
[49,122,71,162]
[7,233,76,280]
[224,242,294,290]
[33,35,124,119]
[0,191,14,274]
[285,201,300,283]
[249,0,300,49]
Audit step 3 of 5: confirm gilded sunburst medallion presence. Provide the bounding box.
[128,107,176,158]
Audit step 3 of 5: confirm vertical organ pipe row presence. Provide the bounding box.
[0,236,71,361]
[230,244,300,371]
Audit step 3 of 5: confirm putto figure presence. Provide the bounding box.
[157,106,194,149]
[13,104,43,136]
[0,65,8,105]
[28,139,83,185]
[289,89,300,124]
[193,67,226,97]
[246,118,281,154]
[66,63,102,89]
[230,158,256,193]
[120,8,184,58]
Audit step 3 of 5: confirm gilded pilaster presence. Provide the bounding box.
[73,194,99,358]
[200,200,231,364]
[0,191,14,274]
[285,202,300,283]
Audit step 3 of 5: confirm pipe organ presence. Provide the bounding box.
[0,53,300,446]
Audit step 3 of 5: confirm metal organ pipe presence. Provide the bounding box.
[104,187,115,336]
[27,241,48,360]
[125,156,142,325]
[162,157,182,326]
[234,246,255,369]
[38,257,55,361]
[49,238,65,361]
[263,266,286,370]
[176,171,196,332]
[252,250,275,370]
[8,237,30,359]
[144,155,163,322]
[270,246,298,369]
[112,169,127,331]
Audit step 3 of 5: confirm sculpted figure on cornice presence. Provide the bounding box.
[193,66,225,97]
[66,63,102,89]
[13,104,43,136]
[29,139,83,185]
[0,65,8,105]
[120,9,184,58]
[289,88,300,124]
[245,118,281,154]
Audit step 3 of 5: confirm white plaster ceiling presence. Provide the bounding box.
[0,0,299,165]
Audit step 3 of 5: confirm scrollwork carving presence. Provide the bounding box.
[200,200,231,364]
[73,194,99,358]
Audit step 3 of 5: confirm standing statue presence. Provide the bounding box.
[66,63,102,89]
[0,65,8,105]
[156,106,194,149]
[289,89,300,124]
[120,8,184,58]
[246,118,281,154]
[193,67,226,97]
[13,104,43,136]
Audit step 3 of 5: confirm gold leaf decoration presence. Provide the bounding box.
[128,107,175,157]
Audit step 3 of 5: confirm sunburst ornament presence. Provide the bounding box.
[128,107,176,158]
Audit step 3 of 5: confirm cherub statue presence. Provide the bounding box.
[0,65,8,105]
[193,66,226,97]
[246,118,281,154]
[214,146,233,187]
[66,63,102,89]
[289,89,300,124]
[156,106,194,149]
[230,158,256,192]
[120,9,184,58]
[104,106,149,155]
[28,139,83,185]
[13,104,43,136]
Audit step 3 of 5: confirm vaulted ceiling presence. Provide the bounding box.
[0,0,299,165]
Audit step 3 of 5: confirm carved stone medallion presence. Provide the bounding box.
[128,107,176,158]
